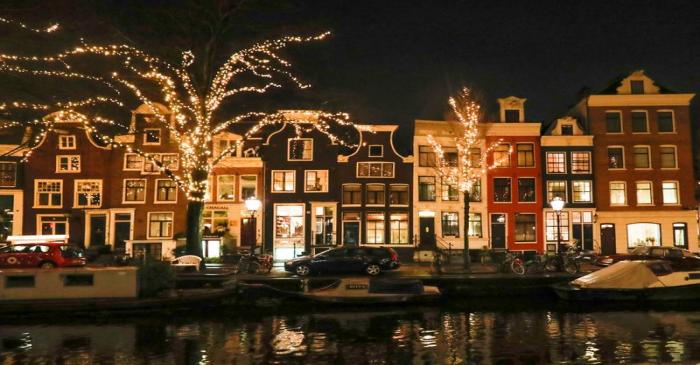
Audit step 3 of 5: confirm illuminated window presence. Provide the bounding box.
[441,212,459,237]
[366,212,385,244]
[633,146,650,169]
[240,175,257,200]
[493,144,511,167]
[74,180,102,208]
[546,181,566,202]
[468,213,482,237]
[444,147,458,167]
[516,144,534,167]
[571,152,591,174]
[610,182,626,206]
[515,214,536,242]
[288,139,312,161]
[217,175,235,201]
[636,181,653,205]
[390,213,409,244]
[572,181,592,203]
[418,145,436,167]
[545,211,569,241]
[546,152,566,173]
[124,153,143,171]
[441,179,459,201]
[155,179,177,202]
[56,155,80,173]
[660,146,677,168]
[272,171,295,192]
[418,176,436,201]
[357,162,394,178]
[124,179,146,203]
[35,180,62,207]
[148,212,173,238]
[0,162,17,187]
[662,181,679,205]
[304,170,328,192]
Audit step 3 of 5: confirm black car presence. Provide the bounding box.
[284,246,400,276]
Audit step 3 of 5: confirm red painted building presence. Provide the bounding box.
[485,97,544,253]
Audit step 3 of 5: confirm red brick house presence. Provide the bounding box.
[485,97,544,253]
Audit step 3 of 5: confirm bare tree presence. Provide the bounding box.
[427,87,508,271]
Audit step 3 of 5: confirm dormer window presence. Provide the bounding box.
[368,145,383,157]
[288,139,312,161]
[630,80,644,94]
[218,139,238,157]
[505,109,520,123]
[561,125,573,136]
[59,135,76,150]
[144,129,161,145]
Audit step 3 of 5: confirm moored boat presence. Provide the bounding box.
[553,260,700,301]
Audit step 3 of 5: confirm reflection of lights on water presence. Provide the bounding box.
[614,342,633,362]
[419,329,438,348]
[581,340,600,363]
[665,340,685,362]
[199,349,209,365]
[272,328,307,356]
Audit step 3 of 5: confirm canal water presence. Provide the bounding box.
[2,303,700,364]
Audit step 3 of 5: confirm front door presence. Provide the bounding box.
[343,222,360,246]
[673,223,688,248]
[491,214,506,249]
[419,217,435,247]
[89,215,107,247]
[600,224,616,255]
[241,217,256,248]
[114,213,132,252]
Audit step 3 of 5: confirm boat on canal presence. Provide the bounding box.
[242,277,441,304]
[553,260,700,301]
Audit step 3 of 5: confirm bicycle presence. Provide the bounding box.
[233,251,273,274]
[544,244,580,274]
[510,252,548,275]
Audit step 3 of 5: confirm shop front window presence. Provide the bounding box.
[627,223,661,248]
[275,205,304,239]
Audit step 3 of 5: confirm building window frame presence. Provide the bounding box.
[572,180,593,203]
[356,161,395,178]
[514,213,537,243]
[468,213,482,237]
[143,128,162,145]
[287,138,313,161]
[635,181,654,206]
[147,212,174,239]
[37,214,69,236]
[441,179,459,201]
[123,153,144,171]
[546,180,567,203]
[0,161,17,187]
[418,145,436,167]
[662,181,680,205]
[609,181,627,206]
[545,211,569,242]
[389,184,409,206]
[239,175,258,200]
[271,170,296,193]
[546,152,566,174]
[571,151,591,174]
[368,145,384,158]
[659,145,678,170]
[418,176,436,201]
[630,110,649,134]
[154,179,178,203]
[605,111,623,134]
[633,145,652,169]
[518,177,536,203]
[607,146,625,170]
[123,178,147,204]
[441,212,459,237]
[58,135,76,150]
[56,155,81,173]
[342,184,362,206]
[493,177,512,203]
[74,179,103,208]
[493,143,511,167]
[516,143,535,167]
[304,170,329,193]
[365,183,386,206]
[34,179,63,208]
[216,175,236,201]
[389,213,409,245]
[657,110,676,134]
[365,212,385,244]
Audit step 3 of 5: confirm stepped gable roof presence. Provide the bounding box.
[597,70,676,95]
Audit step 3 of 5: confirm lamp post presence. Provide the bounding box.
[244,197,261,252]
[550,196,565,252]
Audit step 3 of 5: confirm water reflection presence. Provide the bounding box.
[1,308,700,364]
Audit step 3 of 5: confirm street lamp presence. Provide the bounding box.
[550,196,565,252]
[244,197,261,251]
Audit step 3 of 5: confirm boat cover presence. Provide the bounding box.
[572,261,662,289]
[369,279,424,294]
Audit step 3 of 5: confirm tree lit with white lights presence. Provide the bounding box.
[0,16,353,256]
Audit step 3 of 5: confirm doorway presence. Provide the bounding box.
[419,217,435,247]
[600,224,616,254]
[89,215,107,247]
[490,214,506,249]
[113,213,132,252]
[673,223,688,248]
[343,221,360,246]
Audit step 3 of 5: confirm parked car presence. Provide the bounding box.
[595,246,700,271]
[0,243,86,269]
[284,246,400,276]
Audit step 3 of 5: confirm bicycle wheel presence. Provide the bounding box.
[564,260,580,275]
[511,258,525,275]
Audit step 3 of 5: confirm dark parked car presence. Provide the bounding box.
[284,246,400,276]
[595,246,700,271]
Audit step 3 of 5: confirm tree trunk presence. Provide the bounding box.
[463,191,471,272]
[185,200,204,258]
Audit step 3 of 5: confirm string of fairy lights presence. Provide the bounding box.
[0,18,355,202]
[427,87,510,195]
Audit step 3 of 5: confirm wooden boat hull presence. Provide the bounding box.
[553,283,700,302]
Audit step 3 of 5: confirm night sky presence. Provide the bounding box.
[3,0,700,151]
